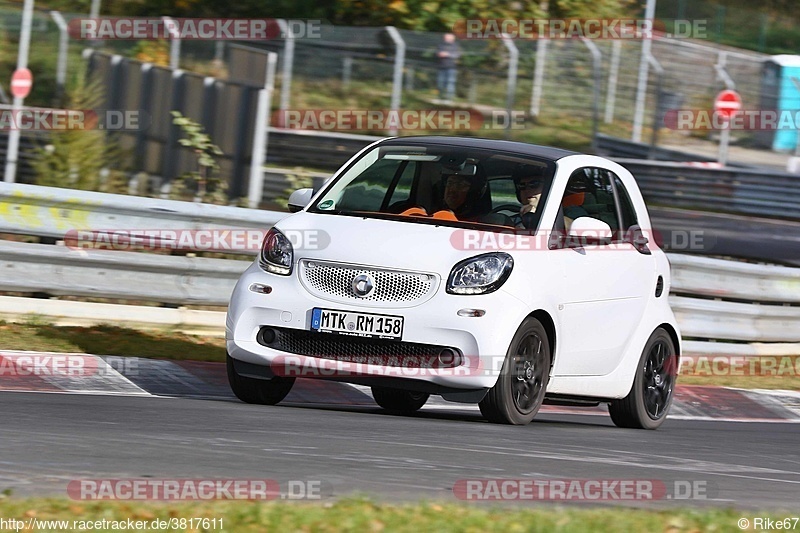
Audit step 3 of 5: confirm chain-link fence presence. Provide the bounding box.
[0,1,788,190]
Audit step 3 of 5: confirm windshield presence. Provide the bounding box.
[308,144,556,231]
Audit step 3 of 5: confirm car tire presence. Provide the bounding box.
[479,317,551,425]
[371,387,429,412]
[609,328,677,430]
[227,353,295,405]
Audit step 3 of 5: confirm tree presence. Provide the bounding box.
[169,111,226,204]
[32,75,128,193]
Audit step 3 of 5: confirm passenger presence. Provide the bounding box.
[562,175,591,232]
[442,173,512,226]
[442,173,487,220]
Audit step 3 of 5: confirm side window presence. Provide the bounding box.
[387,161,416,206]
[490,178,519,209]
[611,173,639,231]
[561,168,619,231]
[337,159,404,211]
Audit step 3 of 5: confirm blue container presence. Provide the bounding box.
[759,55,800,152]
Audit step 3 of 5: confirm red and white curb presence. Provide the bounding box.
[1,351,798,422]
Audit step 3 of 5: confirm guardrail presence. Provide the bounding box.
[267,130,381,171]
[617,158,800,221]
[1,175,798,349]
[595,133,751,166]
[671,296,800,343]
[7,128,798,224]
[0,181,284,241]
[262,131,800,222]
[0,240,244,305]
[1,236,798,346]
[668,253,800,303]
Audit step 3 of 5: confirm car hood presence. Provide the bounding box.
[275,211,483,275]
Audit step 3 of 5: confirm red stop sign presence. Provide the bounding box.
[10,68,33,99]
[714,89,741,119]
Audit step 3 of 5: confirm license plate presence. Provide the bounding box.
[311,308,404,340]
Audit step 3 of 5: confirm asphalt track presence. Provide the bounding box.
[650,207,800,267]
[2,391,799,510]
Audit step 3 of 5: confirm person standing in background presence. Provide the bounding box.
[436,33,461,104]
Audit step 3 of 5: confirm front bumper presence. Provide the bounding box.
[226,261,531,391]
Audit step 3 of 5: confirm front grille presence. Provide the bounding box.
[299,260,438,307]
[260,327,461,368]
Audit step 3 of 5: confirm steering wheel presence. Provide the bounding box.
[491,203,522,216]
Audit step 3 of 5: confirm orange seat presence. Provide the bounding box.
[431,210,459,221]
[562,192,585,208]
[399,207,428,217]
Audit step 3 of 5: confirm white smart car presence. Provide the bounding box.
[226,137,680,428]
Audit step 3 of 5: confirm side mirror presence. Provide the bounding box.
[558,217,613,248]
[568,216,612,240]
[288,188,314,213]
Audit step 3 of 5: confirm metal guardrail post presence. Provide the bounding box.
[3,0,34,184]
[50,11,69,106]
[162,16,181,70]
[714,52,736,91]
[277,19,295,112]
[632,0,657,142]
[385,26,405,136]
[530,37,548,117]
[501,34,518,139]
[647,55,665,160]
[714,52,736,166]
[580,38,602,154]
[342,55,352,88]
[405,66,415,91]
[214,41,225,62]
[604,40,621,124]
[248,52,278,209]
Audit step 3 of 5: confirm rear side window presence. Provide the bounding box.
[561,167,619,231]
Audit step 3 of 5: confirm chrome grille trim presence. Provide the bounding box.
[299,260,439,308]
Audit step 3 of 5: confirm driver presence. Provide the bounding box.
[512,165,546,229]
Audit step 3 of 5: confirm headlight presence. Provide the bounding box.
[259,228,293,275]
[446,253,513,295]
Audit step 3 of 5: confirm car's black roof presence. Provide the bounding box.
[379,136,579,161]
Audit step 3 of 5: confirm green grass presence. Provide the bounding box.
[288,77,597,152]
[0,321,225,362]
[0,497,789,532]
[678,368,800,390]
